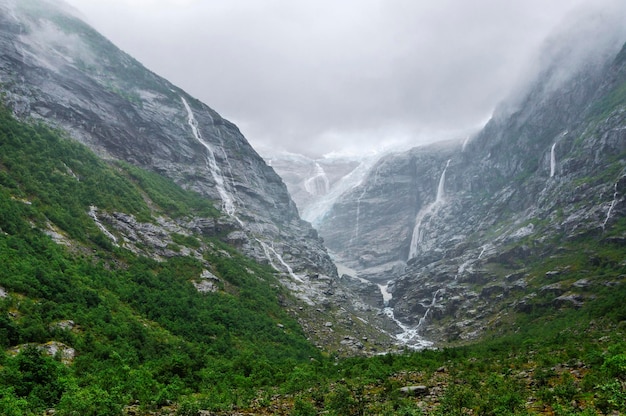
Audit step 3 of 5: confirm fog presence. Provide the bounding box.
[62,0,624,157]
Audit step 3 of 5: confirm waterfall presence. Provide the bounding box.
[257,239,303,282]
[352,185,369,245]
[378,283,393,305]
[456,259,472,280]
[182,97,302,281]
[408,205,434,258]
[408,159,451,259]
[304,163,330,196]
[550,142,557,178]
[350,164,381,246]
[88,206,118,245]
[181,97,236,217]
[549,131,568,179]
[436,159,451,203]
[462,136,471,152]
[602,182,619,230]
[181,100,299,280]
[379,283,434,349]
[416,289,442,330]
[302,157,378,227]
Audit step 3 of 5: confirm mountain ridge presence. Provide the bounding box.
[1,0,626,414]
[312,22,626,346]
[0,0,399,354]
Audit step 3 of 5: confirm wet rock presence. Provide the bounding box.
[400,385,429,395]
[572,278,592,288]
[40,341,76,364]
[554,294,584,308]
[540,283,566,296]
[225,231,247,246]
[480,284,507,299]
[50,320,75,331]
[340,336,364,350]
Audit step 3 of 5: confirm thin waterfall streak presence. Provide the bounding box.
[256,239,303,282]
[602,182,619,230]
[181,97,237,218]
[304,163,330,196]
[462,136,470,152]
[88,206,118,245]
[436,159,451,203]
[417,289,442,329]
[550,142,557,178]
[408,160,451,259]
[351,184,369,245]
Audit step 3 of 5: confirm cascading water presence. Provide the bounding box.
[257,239,303,282]
[302,156,378,227]
[549,131,568,179]
[378,282,393,305]
[181,97,237,218]
[408,159,451,259]
[455,259,472,280]
[436,159,451,202]
[181,97,301,280]
[415,289,443,330]
[550,142,557,178]
[350,164,381,246]
[602,182,619,230]
[456,244,492,280]
[304,163,330,196]
[89,206,118,246]
[461,136,471,152]
[379,283,436,348]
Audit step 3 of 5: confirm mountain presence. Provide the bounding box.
[0,0,399,352]
[2,1,626,414]
[315,13,626,345]
[0,0,327,274]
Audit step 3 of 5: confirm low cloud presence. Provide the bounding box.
[65,0,621,157]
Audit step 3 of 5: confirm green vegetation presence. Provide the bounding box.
[0,105,318,414]
[0,105,624,415]
[589,78,626,121]
[121,163,219,219]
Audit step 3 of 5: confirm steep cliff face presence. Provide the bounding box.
[316,27,626,345]
[0,0,334,276]
[0,0,403,351]
[318,142,458,278]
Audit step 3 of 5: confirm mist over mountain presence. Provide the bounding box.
[309,12,626,345]
[1,0,625,414]
[0,0,402,355]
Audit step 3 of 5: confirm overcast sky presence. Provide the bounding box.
[62,0,619,158]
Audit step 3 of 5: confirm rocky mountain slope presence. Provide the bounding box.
[0,0,402,351]
[316,17,626,346]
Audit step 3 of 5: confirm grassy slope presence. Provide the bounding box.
[0,105,624,415]
[257,237,625,416]
[0,105,319,415]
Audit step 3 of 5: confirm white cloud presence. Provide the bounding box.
[63,0,620,157]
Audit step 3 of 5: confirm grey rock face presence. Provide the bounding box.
[318,143,459,278]
[0,0,335,277]
[313,37,626,345]
[0,0,400,350]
